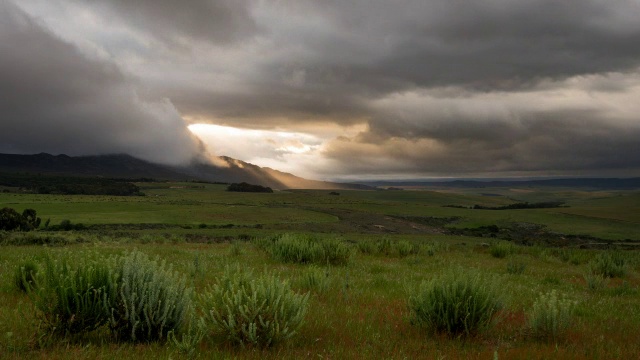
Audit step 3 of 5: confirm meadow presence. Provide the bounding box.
[1,182,639,359]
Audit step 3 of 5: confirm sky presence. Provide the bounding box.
[1,0,640,180]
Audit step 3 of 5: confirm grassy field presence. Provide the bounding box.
[1,183,639,359]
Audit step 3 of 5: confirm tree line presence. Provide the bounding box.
[0,207,41,231]
[0,173,144,196]
[227,182,273,193]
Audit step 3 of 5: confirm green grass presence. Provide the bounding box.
[4,184,639,240]
[1,183,640,358]
[0,241,638,358]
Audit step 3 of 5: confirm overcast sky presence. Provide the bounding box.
[2,0,639,179]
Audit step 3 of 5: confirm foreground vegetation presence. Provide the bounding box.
[1,182,639,358]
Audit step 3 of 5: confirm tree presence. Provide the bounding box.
[21,208,41,230]
[0,207,24,231]
[0,207,41,231]
[227,182,273,193]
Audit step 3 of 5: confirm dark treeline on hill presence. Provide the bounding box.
[444,202,566,210]
[0,173,143,196]
[227,182,273,193]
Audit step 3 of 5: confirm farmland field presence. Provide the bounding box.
[1,182,639,359]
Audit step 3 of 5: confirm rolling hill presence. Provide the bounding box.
[0,153,367,190]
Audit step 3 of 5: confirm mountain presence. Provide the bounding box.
[0,153,188,179]
[0,153,367,190]
[180,156,368,190]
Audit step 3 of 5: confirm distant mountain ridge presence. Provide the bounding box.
[363,178,640,190]
[0,153,367,190]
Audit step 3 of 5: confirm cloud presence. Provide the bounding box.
[77,0,259,47]
[188,124,327,178]
[0,2,206,165]
[322,74,640,177]
[154,0,640,136]
[6,0,640,178]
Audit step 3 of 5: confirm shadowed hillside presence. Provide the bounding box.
[0,153,368,190]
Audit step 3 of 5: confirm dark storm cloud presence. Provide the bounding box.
[0,2,205,165]
[273,0,640,90]
[156,0,640,132]
[80,0,258,47]
[6,0,640,177]
[322,99,640,176]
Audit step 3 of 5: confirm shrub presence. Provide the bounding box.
[489,241,513,258]
[425,244,436,256]
[556,248,587,265]
[252,236,277,252]
[227,182,273,193]
[168,307,206,356]
[320,238,353,266]
[228,241,243,257]
[583,272,609,291]
[32,255,117,335]
[296,266,330,294]
[270,234,324,264]
[506,260,526,275]
[396,240,418,257]
[14,260,39,293]
[0,207,39,231]
[357,240,377,254]
[409,269,502,336]
[527,290,576,341]
[270,234,352,266]
[609,281,638,296]
[376,238,393,255]
[200,267,309,347]
[5,233,70,246]
[110,251,191,342]
[589,252,626,278]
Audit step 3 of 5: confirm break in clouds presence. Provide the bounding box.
[3,0,640,178]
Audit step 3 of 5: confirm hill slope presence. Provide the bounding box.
[0,153,366,190]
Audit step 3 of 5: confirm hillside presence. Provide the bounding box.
[0,153,366,190]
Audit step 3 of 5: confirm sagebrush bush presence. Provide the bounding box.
[527,290,575,341]
[609,281,637,296]
[201,267,309,347]
[396,240,419,257]
[376,238,393,255]
[32,255,117,335]
[110,251,191,342]
[409,269,502,336]
[168,307,206,356]
[228,241,243,257]
[489,241,513,258]
[320,238,353,265]
[506,260,526,275]
[425,244,436,256]
[251,236,277,251]
[357,240,377,254]
[583,272,609,291]
[270,234,324,264]
[296,266,330,294]
[14,260,39,292]
[269,234,352,265]
[589,252,626,278]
